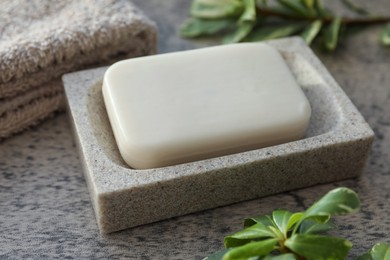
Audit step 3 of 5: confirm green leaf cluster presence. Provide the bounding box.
[181,0,390,50]
[357,243,390,260]
[205,187,361,259]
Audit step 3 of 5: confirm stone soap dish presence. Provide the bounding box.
[63,37,374,234]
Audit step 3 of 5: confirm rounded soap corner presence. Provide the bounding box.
[102,66,114,94]
[116,139,162,170]
[262,42,283,56]
[102,59,132,99]
[103,60,122,81]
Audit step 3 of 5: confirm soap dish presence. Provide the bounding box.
[63,37,374,234]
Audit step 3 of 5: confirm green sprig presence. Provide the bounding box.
[180,0,390,50]
[357,243,390,260]
[205,187,361,259]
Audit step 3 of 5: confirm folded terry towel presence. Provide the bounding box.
[0,0,156,139]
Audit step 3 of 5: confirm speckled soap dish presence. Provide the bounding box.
[63,37,374,234]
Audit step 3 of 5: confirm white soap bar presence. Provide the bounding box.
[102,43,311,169]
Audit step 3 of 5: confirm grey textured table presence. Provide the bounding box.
[1,1,389,259]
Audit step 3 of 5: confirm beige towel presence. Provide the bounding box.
[0,0,156,139]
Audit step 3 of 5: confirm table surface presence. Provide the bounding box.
[1,1,389,259]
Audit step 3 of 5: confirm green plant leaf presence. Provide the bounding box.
[284,234,352,259]
[223,0,256,43]
[357,243,390,260]
[204,248,231,260]
[272,210,292,236]
[190,0,244,19]
[300,0,316,16]
[303,187,360,219]
[300,0,314,10]
[381,23,390,46]
[370,243,390,260]
[276,0,309,17]
[247,24,304,42]
[224,223,276,248]
[267,5,301,17]
[244,215,274,228]
[222,239,278,260]
[307,214,330,224]
[313,0,331,17]
[323,17,342,51]
[240,0,256,22]
[268,225,285,241]
[340,0,369,15]
[301,20,322,45]
[298,219,335,234]
[286,212,303,232]
[263,253,297,260]
[223,22,255,43]
[180,18,235,38]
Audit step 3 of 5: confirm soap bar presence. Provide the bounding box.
[102,43,311,169]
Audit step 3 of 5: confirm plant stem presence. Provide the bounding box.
[256,6,390,25]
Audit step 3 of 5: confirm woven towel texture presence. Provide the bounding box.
[0,0,156,139]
